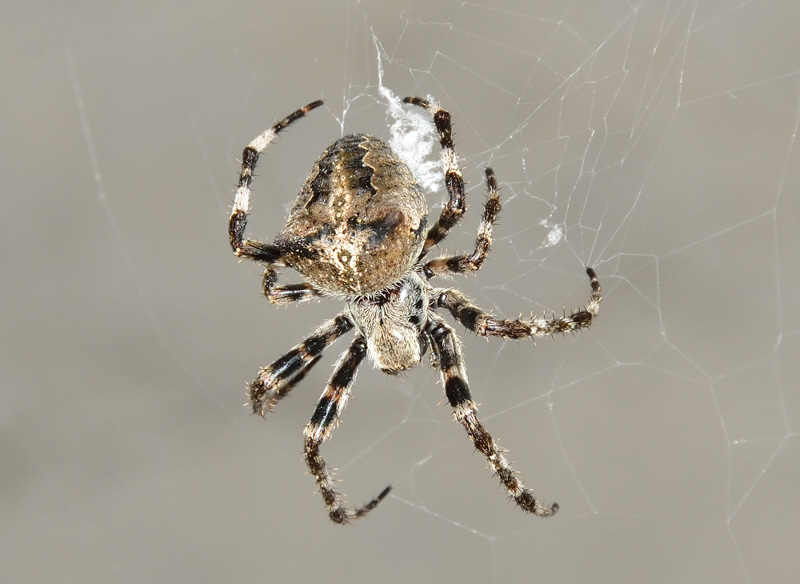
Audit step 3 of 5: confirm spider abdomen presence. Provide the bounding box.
[274,134,428,296]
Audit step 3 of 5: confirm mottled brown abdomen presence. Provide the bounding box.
[274,134,428,296]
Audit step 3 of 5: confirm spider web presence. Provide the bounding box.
[2,1,799,583]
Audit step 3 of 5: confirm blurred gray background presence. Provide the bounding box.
[3,1,799,582]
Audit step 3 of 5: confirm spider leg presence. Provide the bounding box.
[261,268,322,306]
[427,314,558,517]
[403,97,467,258]
[229,100,324,261]
[423,168,501,278]
[304,336,392,524]
[435,267,601,339]
[248,314,353,416]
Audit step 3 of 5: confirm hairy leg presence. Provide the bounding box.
[248,314,352,416]
[423,168,501,278]
[303,336,391,524]
[427,314,558,517]
[436,267,602,338]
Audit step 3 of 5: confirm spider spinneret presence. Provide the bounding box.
[229,96,602,524]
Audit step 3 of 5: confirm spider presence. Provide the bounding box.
[229,97,602,524]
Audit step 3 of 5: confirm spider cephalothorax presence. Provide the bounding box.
[229,97,602,524]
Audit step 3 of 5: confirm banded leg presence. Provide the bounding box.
[403,97,467,257]
[436,267,602,338]
[261,268,321,306]
[229,100,324,261]
[427,314,557,517]
[248,313,353,416]
[423,168,501,278]
[304,336,392,524]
